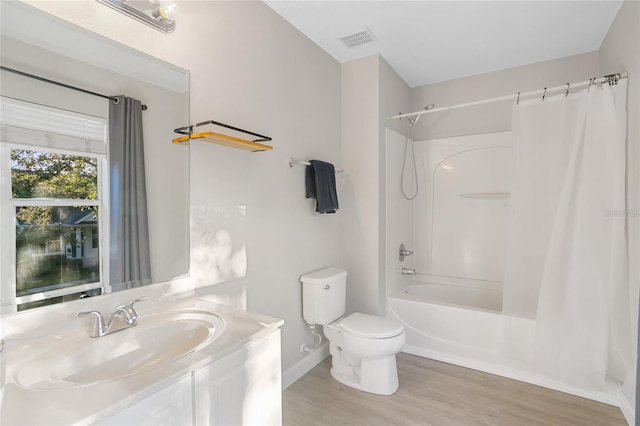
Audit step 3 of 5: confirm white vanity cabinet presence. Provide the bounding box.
[194,329,282,426]
[97,329,282,426]
[2,296,283,426]
[99,375,194,426]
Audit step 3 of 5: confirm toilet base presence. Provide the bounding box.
[329,354,400,396]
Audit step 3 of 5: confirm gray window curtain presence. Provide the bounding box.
[109,95,151,289]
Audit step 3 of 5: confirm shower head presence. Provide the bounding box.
[408,104,435,127]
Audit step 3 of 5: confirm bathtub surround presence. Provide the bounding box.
[411,131,512,283]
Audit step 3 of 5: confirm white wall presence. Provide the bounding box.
[379,57,412,311]
[598,0,640,417]
[19,0,343,376]
[341,55,380,316]
[384,128,413,297]
[410,52,600,140]
[341,54,411,316]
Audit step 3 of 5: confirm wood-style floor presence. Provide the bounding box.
[282,352,627,426]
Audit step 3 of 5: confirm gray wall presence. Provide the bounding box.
[341,55,380,316]
[341,54,411,317]
[378,57,412,312]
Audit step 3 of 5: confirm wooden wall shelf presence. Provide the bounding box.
[173,120,272,152]
[172,131,273,152]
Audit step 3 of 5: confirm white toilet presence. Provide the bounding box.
[300,267,405,395]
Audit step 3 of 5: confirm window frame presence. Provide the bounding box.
[0,102,110,313]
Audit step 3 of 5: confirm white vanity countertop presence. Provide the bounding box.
[1,297,284,426]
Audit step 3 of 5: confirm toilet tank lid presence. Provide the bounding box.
[300,267,347,284]
[340,313,404,338]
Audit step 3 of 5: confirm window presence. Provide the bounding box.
[0,97,108,312]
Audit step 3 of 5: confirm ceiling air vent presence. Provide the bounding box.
[339,28,375,49]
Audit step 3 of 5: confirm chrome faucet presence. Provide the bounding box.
[78,296,147,338]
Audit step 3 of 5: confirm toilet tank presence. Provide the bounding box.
[300,267,347,325]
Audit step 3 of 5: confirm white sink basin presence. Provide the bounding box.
[12,309,225,390]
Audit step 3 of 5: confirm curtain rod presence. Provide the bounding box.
[0,66,148,111]
[388,72,627,121]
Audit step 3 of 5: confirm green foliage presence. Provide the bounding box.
[11,149,97,226]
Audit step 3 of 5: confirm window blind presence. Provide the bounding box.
[0,96,107,156]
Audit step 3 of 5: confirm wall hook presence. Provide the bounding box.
[542,87,547,101]
[516,92,520,105]
[565,83,570,97]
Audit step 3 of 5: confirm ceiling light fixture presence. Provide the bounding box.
[96,0,178,33]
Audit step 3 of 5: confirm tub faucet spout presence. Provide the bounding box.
[401,268,416,275]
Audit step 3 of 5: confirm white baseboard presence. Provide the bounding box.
[402,345,622,408]
[618,388,634,426]
[282,342,329,390]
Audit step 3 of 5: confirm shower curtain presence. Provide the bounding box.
[503,80,631,390]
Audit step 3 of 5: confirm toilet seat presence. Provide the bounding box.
[339,313,403,338]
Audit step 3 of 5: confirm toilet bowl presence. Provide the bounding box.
[323,313,405,395]
[300,268,405,395]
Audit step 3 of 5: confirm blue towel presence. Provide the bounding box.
[305,160,339,214]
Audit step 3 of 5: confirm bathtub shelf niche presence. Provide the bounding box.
[460,192,510,200]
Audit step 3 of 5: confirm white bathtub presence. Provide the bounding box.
[392,282,502,312]
[386,279,621,408]
[388,280,509,358]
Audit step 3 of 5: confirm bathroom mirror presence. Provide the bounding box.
[0,1,190,313]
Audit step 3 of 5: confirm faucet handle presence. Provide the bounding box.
[123,296,148,321]
[399,244,414,262]
[77,311,106,337]
[129,296,148,306]
[128,296,147,310]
